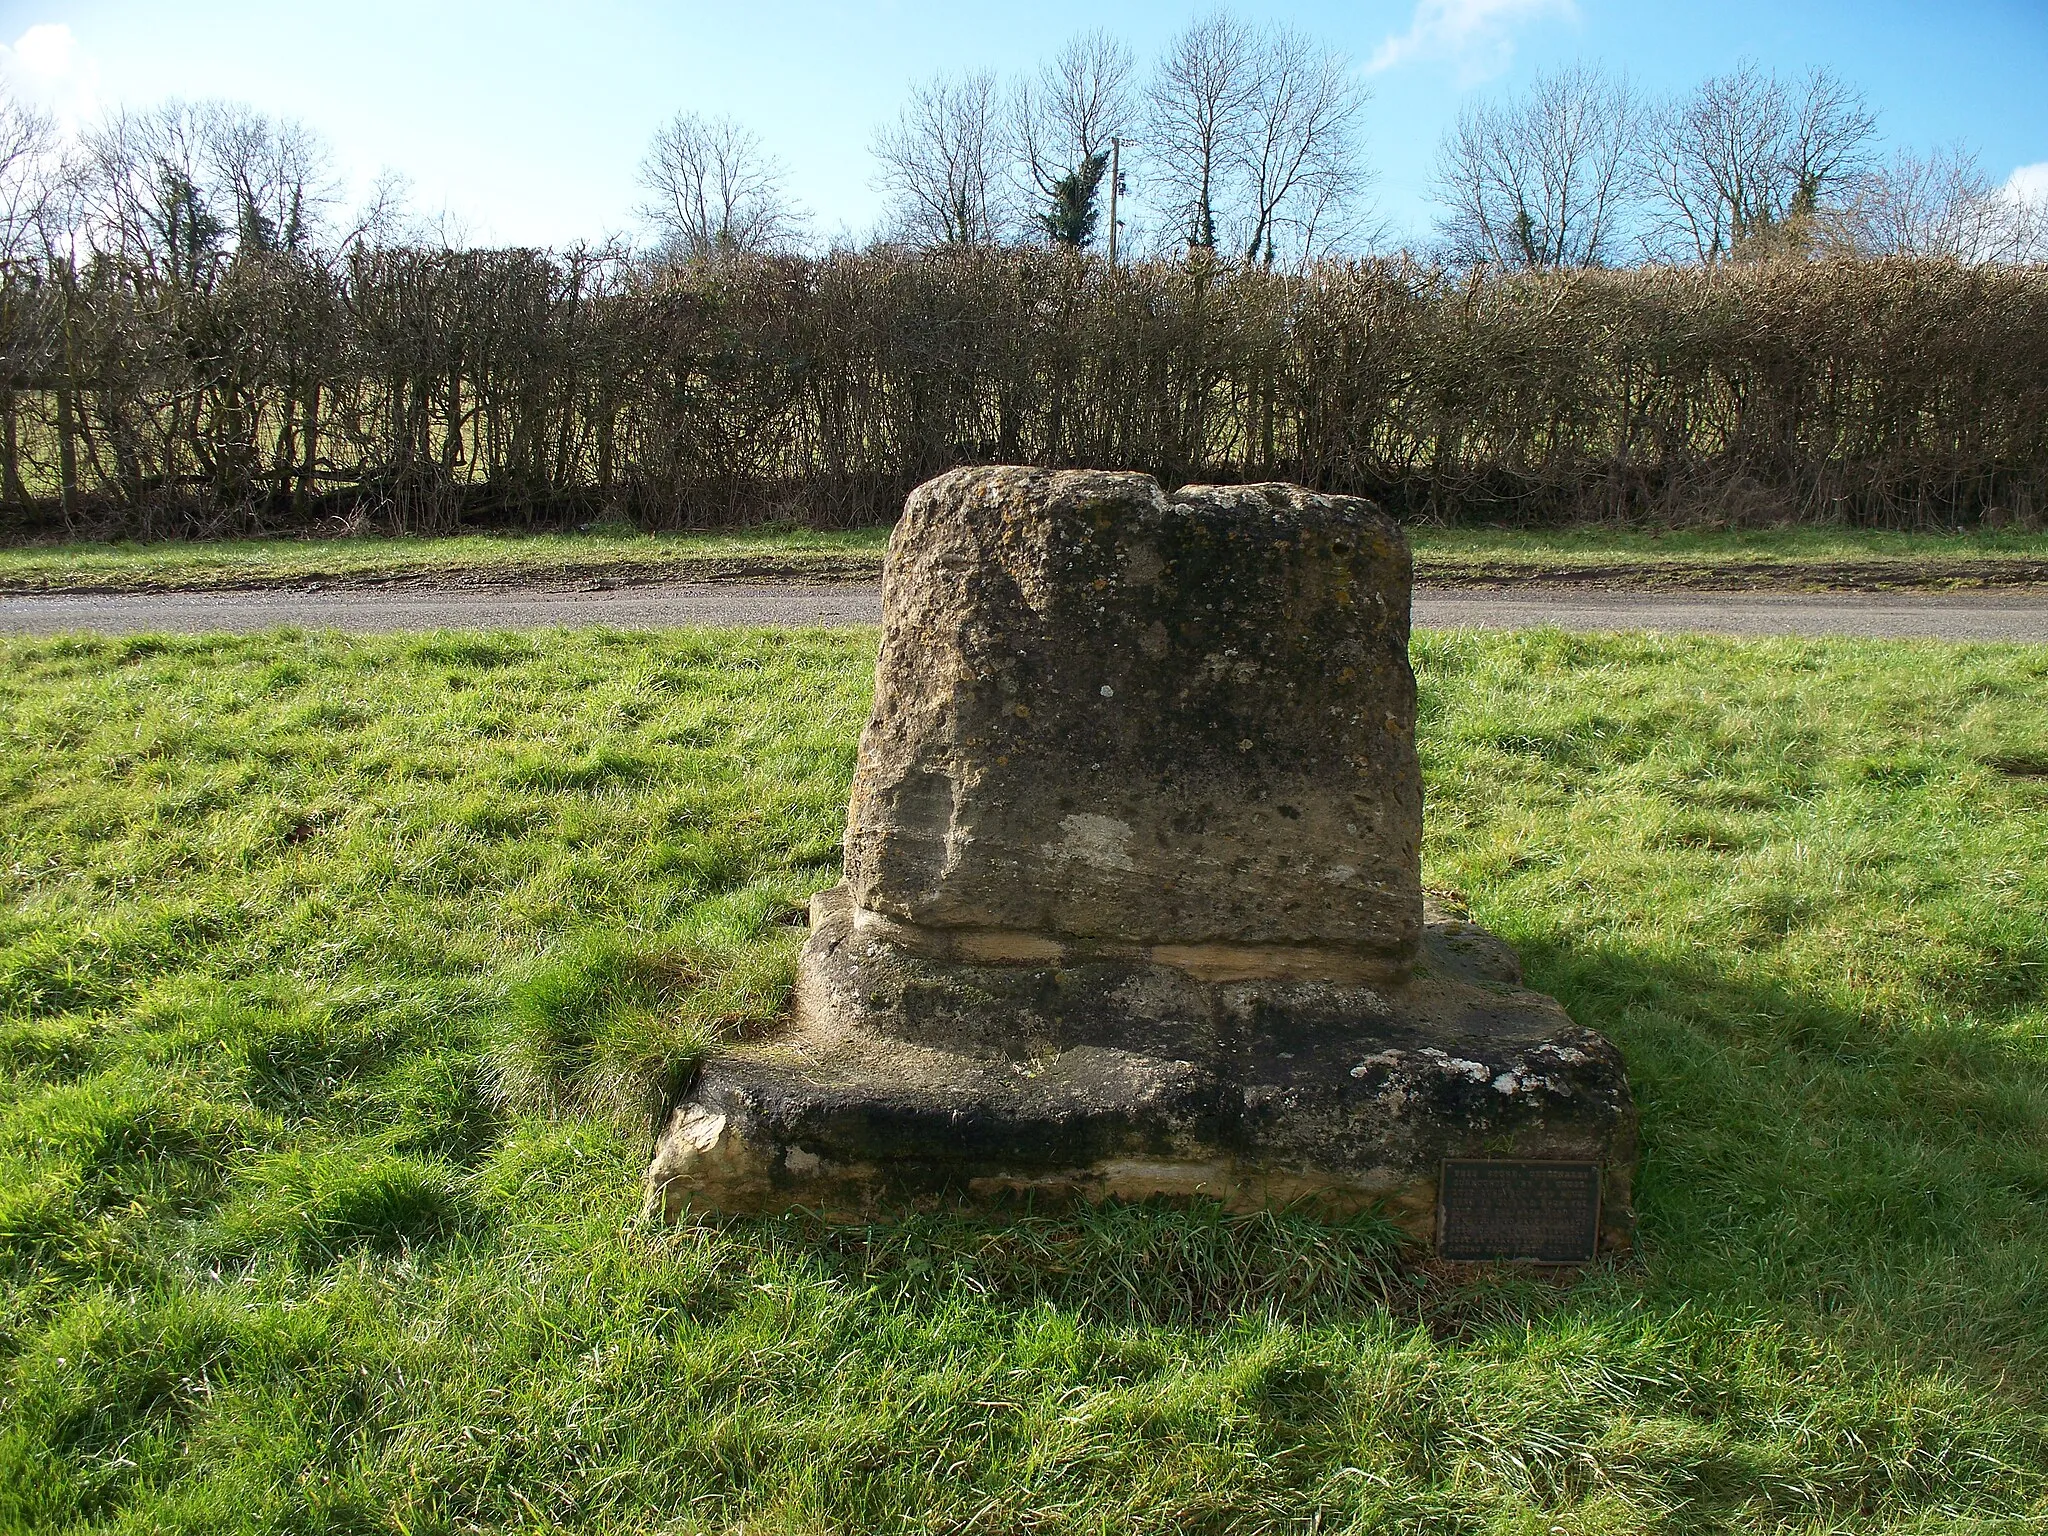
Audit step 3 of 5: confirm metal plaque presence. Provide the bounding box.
[1437,1159,1602,1263]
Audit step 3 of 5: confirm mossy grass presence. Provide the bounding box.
[5,522,2048,594]
[2,624,2045,1529]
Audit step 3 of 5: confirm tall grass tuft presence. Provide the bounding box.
[489,914,800,1125]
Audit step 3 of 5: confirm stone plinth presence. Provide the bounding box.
[647,467,1636,1250]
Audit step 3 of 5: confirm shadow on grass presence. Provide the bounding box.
[1514,929,2048,1397]
[648,925,2048,1402]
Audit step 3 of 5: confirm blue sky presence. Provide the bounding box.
[1,0,2042,250]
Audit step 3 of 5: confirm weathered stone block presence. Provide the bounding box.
[649,885,1636,1244]
[844,467,1422,975]
[648,466,1637,1253]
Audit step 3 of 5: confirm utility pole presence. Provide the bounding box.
[1107,137,1121,265]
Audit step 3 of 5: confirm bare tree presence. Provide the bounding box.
[1432,62,1637,269]
[872,71,1010,246]
[339,168,421,252]
[72,101,338,280]
[76,103,229,285]
[1231,24,1370,265]
[0,84,63,509]
[0,86,61,265]
[1144,14,1260,254]
[1011,30,1138,247]
[202,103,338,256]
[1638,60,1877,263]
[1145,15,1369,264]
[1013,31,1135,248]
[638,111,805,260]
[1825,143,2043,264]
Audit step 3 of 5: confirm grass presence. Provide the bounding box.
[3,521,2047,594]
[1,623,2046,1532]
[1409,523,2048,579]
[0,526,893,594]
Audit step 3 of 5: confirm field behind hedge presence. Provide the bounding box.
[4,249,2045,540]
[2,625,2047,1532]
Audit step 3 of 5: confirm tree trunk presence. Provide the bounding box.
[56,384,78,524]
[295,380,321,517]
[0,389,23,506]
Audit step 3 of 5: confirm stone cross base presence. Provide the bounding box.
[646,885,1636,1252]
[644,466,1637,1254]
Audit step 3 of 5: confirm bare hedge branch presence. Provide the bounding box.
[1,246,2042,539]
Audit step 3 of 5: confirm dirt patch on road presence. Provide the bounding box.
[7,551,2048,597]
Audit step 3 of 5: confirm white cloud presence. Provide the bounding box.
[2005,161,2048,210]
[0,23,101,130]
[1367,0,1577,82]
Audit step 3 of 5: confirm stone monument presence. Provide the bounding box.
[647,467,1636,1255]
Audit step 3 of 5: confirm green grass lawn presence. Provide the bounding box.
[1409,524,2048,577]
[0,527,895,594]
[5,522,2048,593]
[3,625,2046,1532]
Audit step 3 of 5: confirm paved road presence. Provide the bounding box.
[2,581,2045,642]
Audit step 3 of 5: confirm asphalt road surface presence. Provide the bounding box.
[2,581,2045,642]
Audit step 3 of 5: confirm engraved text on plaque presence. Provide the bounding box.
[1437,1159,1602,1263]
